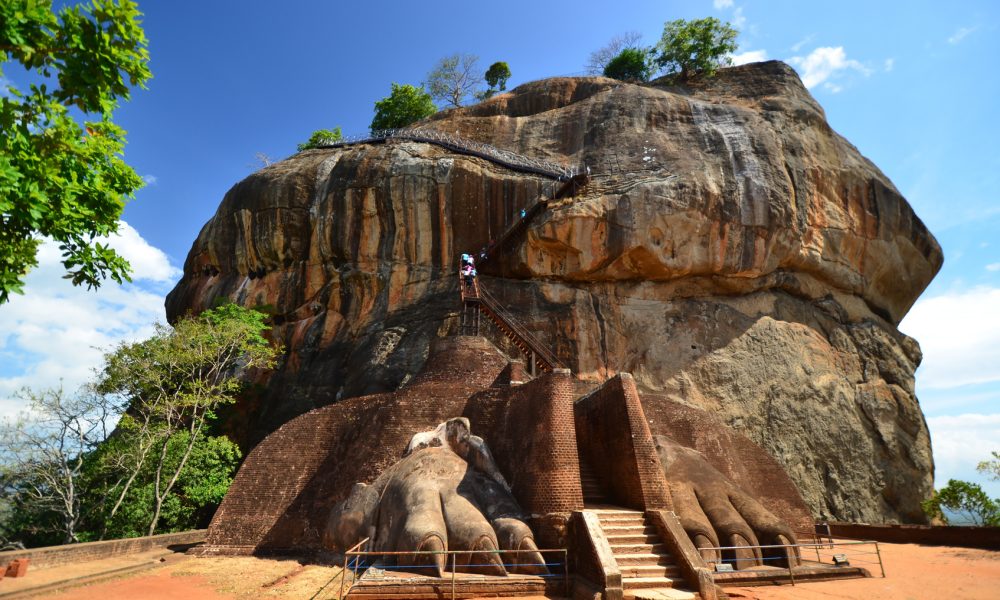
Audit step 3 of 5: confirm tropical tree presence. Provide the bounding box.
[603,48,654,82]
[0,0,151,303]
[655,17,739,80]
[978,451,1000,481]
[0,387,120,544]
[95,303,278,535]
[922,479,1000,526]
[426,54,483,108]
[483,61,512,98]
[586,31,644,75]
[297,127,342,151]
[370,83,437,133]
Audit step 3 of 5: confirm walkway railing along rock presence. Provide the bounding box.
[315,128,582,181]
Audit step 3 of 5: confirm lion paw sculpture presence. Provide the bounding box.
[324,417,546,576]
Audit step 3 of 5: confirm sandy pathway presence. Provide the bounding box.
[30,542,1000,599]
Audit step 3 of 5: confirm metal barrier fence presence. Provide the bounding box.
[313,128,582,181]
[701,538,885,585]
[339,538,569,599]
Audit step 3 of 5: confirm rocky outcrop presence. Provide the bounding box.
[166,61,942,523]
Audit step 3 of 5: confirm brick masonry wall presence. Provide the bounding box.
[205,336,510,552]
[205,336,583,554]
[639,392,814,532]
[0,530,205,570]
[574,374,670,510]
[465,368,584,515]
[826,522,1000,550]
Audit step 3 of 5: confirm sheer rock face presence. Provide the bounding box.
[166,61,942,523]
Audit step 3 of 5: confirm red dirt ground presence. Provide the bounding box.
[30,541,1000,599]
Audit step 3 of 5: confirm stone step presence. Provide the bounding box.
[596,513,645,522]
[602,525,657,535]
[622,576,679,590]
[606,532,661,544]
[614,552,677,567]
[611,543,667,555]
[620,564,682,579]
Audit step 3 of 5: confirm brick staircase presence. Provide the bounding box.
[578,456,609,505]
[593,509,693,598]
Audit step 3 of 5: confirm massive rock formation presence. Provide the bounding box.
[166,61,942,523]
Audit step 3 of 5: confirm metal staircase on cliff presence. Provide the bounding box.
[459,170,589,376]
[460,273,562,376]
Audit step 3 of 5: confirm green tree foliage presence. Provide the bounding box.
[0,0,151,303]
[95,432,240,539]
[922,479,1000,526]
[603,48,654,82]
[426,54,483,108]
[297,127,342,151]
[655,17,739,80]
[0,387,117,544]
[978,451,1000,481]
[586,31,644,75]
[96,303,277,535]
[0,304,276,547]
[370,83,437,133]
[483,61,511,98]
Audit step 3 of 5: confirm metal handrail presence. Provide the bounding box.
[342,546,569,600]
[311,128,580,181]
[478,285,562,370]
[338,537,371,599]
[700,538,886,584]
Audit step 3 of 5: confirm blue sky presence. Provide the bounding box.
[2,1,998,500]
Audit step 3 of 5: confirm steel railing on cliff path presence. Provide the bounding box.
[460,268,562,376]
[313,128,585,181]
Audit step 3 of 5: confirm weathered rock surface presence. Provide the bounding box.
[166,61,942,523]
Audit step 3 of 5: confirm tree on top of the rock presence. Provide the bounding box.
[603,48,654,82]
[483,61,511,97]
[0,0,151,304]
[370,83,437,133]
[297,127,342,151]
[586,31,645,75]
[426,54,483,108]
[655,17,739,80]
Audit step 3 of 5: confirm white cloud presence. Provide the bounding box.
[731,6,746,29]
[730,49,768,66]
[787,46,872,89]
[713,0,734,9]
[926,413,1000,497]
[883,58,895,72]
[98,221,181,283]
[0,222,179,419]
[986,263,1000,272]
[142,174,158,186]
[900,286,1000,389]
[948,26,977,45]
[790,35,815,53]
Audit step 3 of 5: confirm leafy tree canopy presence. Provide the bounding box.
[1,304,276,546]
[297,127,342,151]
[485,61,511,93]
[922,479,1000,526]
[426,54,482,108]
[370,83,436,133]
[978,451,1000,481]
[0,0,151,303]
[655,17,738,80]
[603,48,654,82]
[586,31,644,75]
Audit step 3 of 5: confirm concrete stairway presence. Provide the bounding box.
[593,509,691,597]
